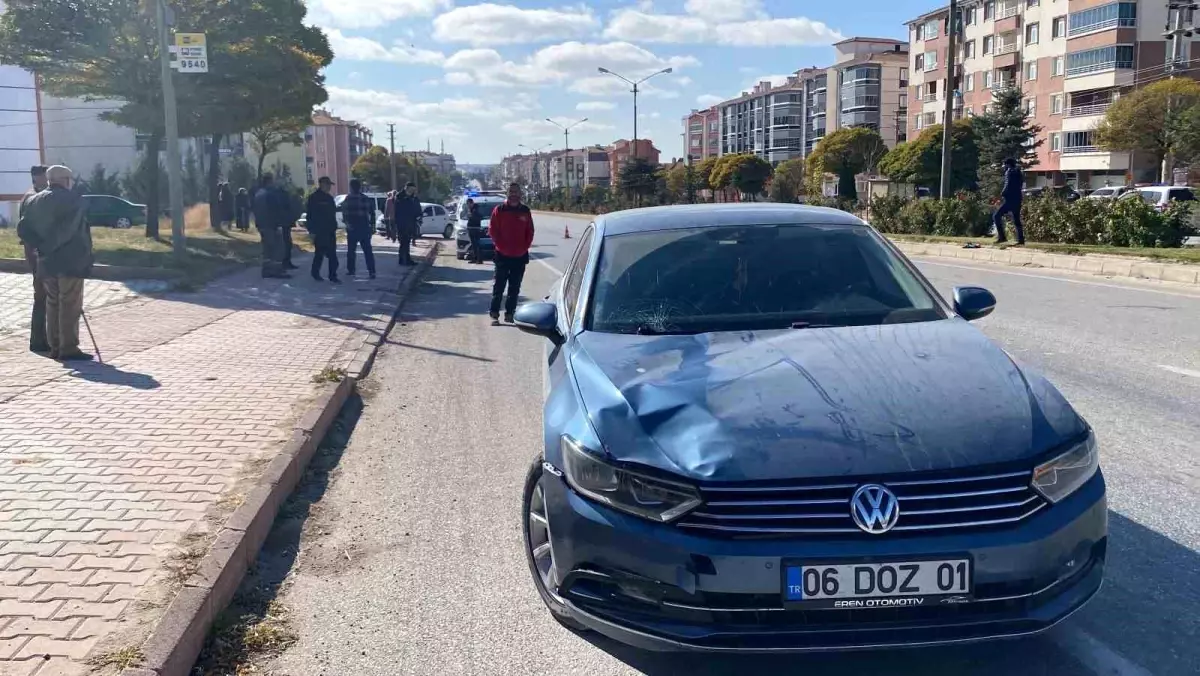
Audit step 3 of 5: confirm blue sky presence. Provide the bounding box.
[305,0,927,164]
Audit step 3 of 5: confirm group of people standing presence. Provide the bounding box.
[217,182,251,232]
[16,164,95,360]
[250,172,301,279]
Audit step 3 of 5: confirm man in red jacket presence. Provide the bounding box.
[488,183,535,325]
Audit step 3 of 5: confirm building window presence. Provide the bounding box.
[965,40,976,59]
[1026,22,1039,45]
[985,70,994,88]
[966,72,975,90]
[984,1,995,21]
[1050,133,1062,151]
[965,7,976,24]
[1025,97,1036,115]
[1068,2,1137,38]
[1066,44,1135,77]
[1051,93,1064,114]
[1027,0,1039,6]
[915,53,924,70]
[922,20,939,40]
[1053,16,1067,38]
[1053,56,1064,75]
[1026,61,1038,80]
[924,51,937,71]
[899,93,908,107]
[983,36,993,55]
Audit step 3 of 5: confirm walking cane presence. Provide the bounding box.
[81,310,103,365]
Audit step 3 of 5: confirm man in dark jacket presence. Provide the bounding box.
[235,187,251,231]
[341,178,377,279]
[17,165,49,353]
[280,187,303,270]
[393,182,423,265]
[993,158,1025,245]
[305,176,340,283]
[465,199,484,264]
[19,165,94,361]
[488,183,535,325]
[253,173,288,278]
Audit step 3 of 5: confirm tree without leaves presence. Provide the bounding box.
[804,128,888,202]
[1095,78,1200,182]
[0,0,331,235]
[878,120,979,194]
[973,84,1043,198]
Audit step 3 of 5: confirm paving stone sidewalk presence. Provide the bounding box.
[0,239,432,675]
[0,274,169,337]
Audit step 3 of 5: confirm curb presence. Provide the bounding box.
[533,211,1200,287]
[119,241,440,676]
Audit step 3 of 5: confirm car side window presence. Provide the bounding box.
[423,206,434,217]
[434,206,446,216]
[561,227,595,325]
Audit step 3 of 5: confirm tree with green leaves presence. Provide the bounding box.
[973,84,1043,198]
[768,157,806,203]
[618,157,660,204]
[1095,78,1200,182]
[804,128,888,202]
[248,114,310,181]
[726,154,774,200]
[879,120,979,193]
[0,0,331,235]
[226,157,255,195]
[85,164,123,198]
[664,162,688,203]
[695,156,718,202]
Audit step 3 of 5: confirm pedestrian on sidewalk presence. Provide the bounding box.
[342,178,377,279]
[218,182,235,230]
[17,165,50,353]
[280,187,303,271]
[488,183,534,325]
[306,176,340,283]
[465,198,484,264]
[235,187,251,232]
[253,173,288,279]
[394,182,422,266]
[383,190,398,242]
[993,158,1026,245]
[18,165,94,361]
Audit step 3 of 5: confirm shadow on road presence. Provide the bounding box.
[66,362,161,389]
[192,394,364,673]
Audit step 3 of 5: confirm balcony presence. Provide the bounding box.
[1066,58,1133,77]
[1066,102,1112,117]
[1062,145,1100,155]
[922,93,938,103]
[996,3,1019,21]
[996,42,1018,55]
[1067,17,1136,39]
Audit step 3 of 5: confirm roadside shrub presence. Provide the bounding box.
[867,195,907,232]
[1101,197,1192,248]
[897,198,938,234]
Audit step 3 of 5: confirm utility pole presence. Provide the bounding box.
[598,67,673,163]
[388,123,397,192]
[546,118,588,197]
[1162,1,1196,184]
[155,0,185,258]
[939,0,960,199]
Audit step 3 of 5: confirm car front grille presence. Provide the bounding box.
[677,469,1047,538]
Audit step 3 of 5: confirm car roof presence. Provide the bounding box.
[596,203,868,237]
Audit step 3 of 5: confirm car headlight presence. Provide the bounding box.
[1032,433,1098,503]
[560,436,702,523]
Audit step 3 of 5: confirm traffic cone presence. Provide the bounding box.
[564,224,571,239]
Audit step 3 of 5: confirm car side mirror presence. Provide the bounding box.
[953,286,997,321]
[514,302,564,345]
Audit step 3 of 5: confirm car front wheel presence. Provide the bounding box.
[522,454,586,631]
[116,217,132,229]
[443,224,454,239]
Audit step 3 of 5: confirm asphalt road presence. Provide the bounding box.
[251,214,1200,676]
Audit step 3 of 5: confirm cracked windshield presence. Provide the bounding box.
[0,0,1196,675]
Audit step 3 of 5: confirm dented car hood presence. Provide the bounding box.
[570,320,1086,482]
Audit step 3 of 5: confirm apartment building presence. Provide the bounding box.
[685,37,909,167]
[908,0,1198,189]
[0,60,40,224]
[608,139,661,180]
[306,109,372,191]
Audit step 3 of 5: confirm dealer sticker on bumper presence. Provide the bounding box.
[784,559,972,609]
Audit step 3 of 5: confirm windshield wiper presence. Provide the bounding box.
[634,324,695,336]
[790,321,837,329]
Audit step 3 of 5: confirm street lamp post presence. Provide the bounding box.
[597,66,673,162]
[545,117,588,196]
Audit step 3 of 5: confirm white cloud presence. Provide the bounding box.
[745,74,791,89]
[569,75,678,99]
[323,86,538,141]
[444,72,475,85]
[306,0,451,30]
[696,94,724,107]
[684,0,765,22]
[325,29,445,65]
[638,112,662,119]
[502,118,614,140]
[441,41,697,92]
[431,4,599,46]
[603,8,841,46]
[577,101,617,111]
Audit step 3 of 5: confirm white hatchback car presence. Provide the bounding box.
[1122,186,1200,228]
[419,203,454,239]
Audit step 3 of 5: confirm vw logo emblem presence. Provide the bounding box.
[850,484,900,534]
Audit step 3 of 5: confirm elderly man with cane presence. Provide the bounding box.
[18,165,95,361]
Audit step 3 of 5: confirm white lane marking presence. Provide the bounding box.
[1054,627,1153,676]
[916,259,1200,300]
[535,257,563,276]
[1157,364,1200,379]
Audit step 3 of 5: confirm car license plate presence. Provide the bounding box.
[783,559,972,609]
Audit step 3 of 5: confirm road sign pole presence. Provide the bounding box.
[156,0,186,258]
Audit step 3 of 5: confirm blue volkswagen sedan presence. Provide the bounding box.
[515,204,1105,652]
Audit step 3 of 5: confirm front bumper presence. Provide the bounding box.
[543,471,1106,652]
[456,233,494,256]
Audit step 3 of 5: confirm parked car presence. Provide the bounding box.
[419,202,453,239]
[454,196,506,260]
[336,192,389,230]
[1122,185,1199,229]
[514,203,1105,652]
[1023,186,1081,202]
[1086,186,1130,200]
[82,195,148,228]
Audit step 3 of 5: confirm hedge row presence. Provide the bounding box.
[867,193,1195,248]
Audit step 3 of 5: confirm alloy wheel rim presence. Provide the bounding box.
[527,481,556,590]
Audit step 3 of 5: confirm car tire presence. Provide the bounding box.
[522,453,587,632]
[456,250,466,260]
[116,217,132,229]
[443,225,454,240]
